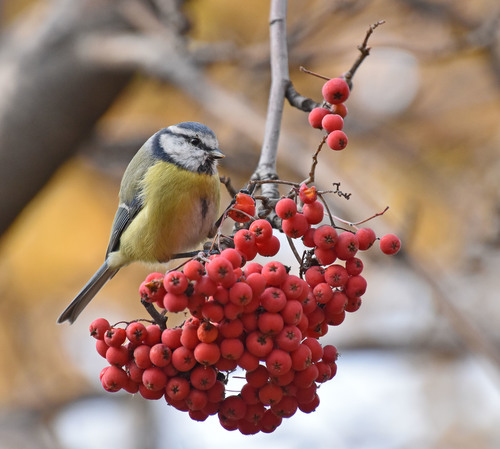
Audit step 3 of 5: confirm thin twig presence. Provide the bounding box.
[343,20,385,87]
[303,135,328,185]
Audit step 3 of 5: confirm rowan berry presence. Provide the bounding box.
[190,365,217,390]
[380,233,402,255]
[275,197,297,219]
[197,321,219,343]
[90,318,110,340]
[142,367,167,391]
[321,113,344,133]
[308,107,331,129]
[258,312,284,335]
[165,376,190,401]
[335,231,359,260]
[246,331,273,358]
[313,225,338,249]
[258,382,283,406]
[186,389,208,411]
[206,257,234,284]
[299,183,318,204]
[149,343,171,367]
[313,282,334,303]
[261,261,287,286]
[304,266,325,288]
[344,275,367,298]
[171,346,196,372]
[356,227,376,250]
[161,327,182,349]
[260,287,287,313]
[324,264,349,287]
[304,201,324,225]
[275,325,302,352]
[229,281,253,306]
[314,246,337,266]
[220,338,244,360]
[345,257,363,275]
[270,395,298,418]
[256,235,280,257]
[326,130,348,151]
[163,292,188,313]
[163,270,188,295]
[101,365,128,392]
[228,192,255,223]
[332,102,348,118]
[183,259,205,281]
[126,321,147,345]
[106,345,129,367]
[280,300,303,325]
[291,344,313,371]
[322,77,350,104]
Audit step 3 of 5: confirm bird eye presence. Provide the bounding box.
[190,137,201,146]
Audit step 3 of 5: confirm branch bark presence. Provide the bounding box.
[250,0,290,200]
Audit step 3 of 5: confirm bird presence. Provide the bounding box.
[57,121,224,324]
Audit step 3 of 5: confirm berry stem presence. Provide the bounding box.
[343,20,385,88]
[140,298,168,331]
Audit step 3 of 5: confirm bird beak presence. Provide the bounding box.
[211,149,225,159]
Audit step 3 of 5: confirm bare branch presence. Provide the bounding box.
[250,0,290,202]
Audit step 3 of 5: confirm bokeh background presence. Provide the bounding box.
[0,0,499,448]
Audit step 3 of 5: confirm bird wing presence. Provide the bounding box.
[105,195,143,257]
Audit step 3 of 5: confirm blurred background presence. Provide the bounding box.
[0,0,499,448]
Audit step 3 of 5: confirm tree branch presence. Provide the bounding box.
[250,0,290,201]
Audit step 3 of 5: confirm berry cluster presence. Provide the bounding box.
[93,189,400,433]
[89,70,402,435]
[308,77,350,151]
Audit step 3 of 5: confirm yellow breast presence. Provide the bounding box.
[117,162,220,264]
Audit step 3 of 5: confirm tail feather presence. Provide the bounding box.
[57,262,119,324]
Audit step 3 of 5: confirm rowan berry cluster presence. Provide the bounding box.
[93,187,400,434]
[90,69,402,434]
[308,77,350,151]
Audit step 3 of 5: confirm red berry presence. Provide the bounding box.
[313,282,334,303]
[308,107,331,129]
[380,233,402,255]
[275,325,302,352]
[142,366,167,391]
[260,287,287,313]
[332,103,348,118]
[261,261,287,286]
[163,270,188,294]
[163,292,188,313]
[126,321,147,345]
[304,266,325,288]
[104,327,126,347]
[206,256,234,284]
[106,345,129,367]
[281,213,309,238]
[321,113,344,133]
[220,338,244,360]
[314,246,337,266]
[133,344,153,369]
[324,264,349,287]
[190,365,217,390]
[139,273,166,304]
[313,225,338,249]
[165,376,190,401]
[194,342,221,366]
[322,77,350,104]
[229,281,253,306]
[246,331,273,358]
[149,343,172,367]
[302,201,324,225]
[220,395,247,421]
[89,318,110,340]
[228,192,256,223]
[249,219,273,242]
[327,130,348,151]
[196,321,219,343]
[258,382,283,406]
[161,327,182,349]
[101,365,128,392]
[256,235,280,257]
[171,346,196,371]
[356,227,377,250]
[258,312,284,335]
[298,184,318,204]
[183,259,205,281]
[344,275,367,298]
[275,198,297,219]
[345,257,363,275]
[335,231,359,260]
[266,349,292,376]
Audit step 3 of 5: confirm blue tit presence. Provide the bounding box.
[58,122,224,324]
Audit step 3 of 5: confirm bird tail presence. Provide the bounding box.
[57,262,119,324]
